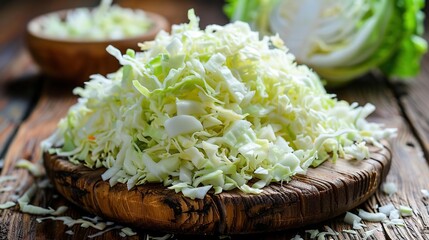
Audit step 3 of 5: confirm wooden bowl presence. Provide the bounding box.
[26,8,169,85]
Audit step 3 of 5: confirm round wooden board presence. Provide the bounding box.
[43,143,391,235]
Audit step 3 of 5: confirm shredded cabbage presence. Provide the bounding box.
[38,0,153,40]
[389,209,401,220]
[120,227,137,236]
[224,0,427,85]
[344,211,362,225]
[383,218,406,227]
[37,216,107,231]
[358,209,387,222]
[291,234,303,240]
[47,9,395,199]
[0,201,16,209]
[378,203,395,216]
[363,228,379,240]
[305,229,319,238]
[381,181,398,196]
[0,175,16,184]
[17,184,68,216]
[399,205,413,217]
[15,159,44,177]
[316,226,339,240]
[342,229,358,235]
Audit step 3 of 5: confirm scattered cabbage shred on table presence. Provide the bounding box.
[44,10,395,199]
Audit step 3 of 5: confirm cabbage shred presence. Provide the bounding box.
[47,10,395,199]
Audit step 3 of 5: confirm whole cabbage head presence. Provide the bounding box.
[225,0,427,86]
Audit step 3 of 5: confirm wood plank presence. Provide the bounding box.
[398,54,429,161]
[0,49,40,171]
[0,85,78,240]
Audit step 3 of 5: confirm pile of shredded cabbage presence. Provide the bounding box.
[44,10,395,199]
[40,0,153,40]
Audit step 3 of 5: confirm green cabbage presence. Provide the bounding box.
[43,10,395,199]
[224,0,427,85]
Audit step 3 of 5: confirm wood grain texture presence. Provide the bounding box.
[43,143,391,235]
[0,85,76,240]
[397,49,429,161]
[0,47,40,165]
[0,117,15,159]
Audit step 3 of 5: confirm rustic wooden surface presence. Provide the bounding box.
[1,0,429,239]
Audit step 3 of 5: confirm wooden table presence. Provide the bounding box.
[1,0,428,239]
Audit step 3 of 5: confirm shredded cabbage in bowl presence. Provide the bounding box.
[39,0,153,40]
[43,10,396,199]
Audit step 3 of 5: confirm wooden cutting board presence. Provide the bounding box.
[43,143,391,235]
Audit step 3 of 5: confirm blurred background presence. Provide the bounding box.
[0,0,228,85]
[1,0,428,86]
[1,0,428,87]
